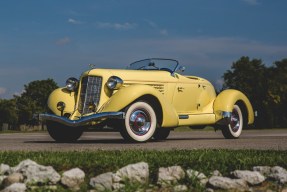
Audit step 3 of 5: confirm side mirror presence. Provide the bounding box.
[178,66,185,73]
[172,65,186,77]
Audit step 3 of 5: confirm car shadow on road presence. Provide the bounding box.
[24,137,224,144]
[24,139,131,144]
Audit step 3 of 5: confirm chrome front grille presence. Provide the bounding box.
[79,76,102,115]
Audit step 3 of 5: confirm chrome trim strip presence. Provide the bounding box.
[39,112,125,127]
[179,115,189,119]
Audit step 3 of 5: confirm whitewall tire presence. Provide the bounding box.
[120,101,157,142]
[222,105,243,139]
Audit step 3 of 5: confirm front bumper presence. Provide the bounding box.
[37,112,125,127]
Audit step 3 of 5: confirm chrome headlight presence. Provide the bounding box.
[66,77,79,91]
[106,76,123,90]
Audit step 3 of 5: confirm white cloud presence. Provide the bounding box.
[83,36,287,83]
[145,20,169,36]
[97,22,136,30]
[243,0,260,5]
[55,37,71,46]
[68,18,82,25]
[13,90,24,97]
[0,87,6,95]
[160,29,168,36]
[145,20,158,28]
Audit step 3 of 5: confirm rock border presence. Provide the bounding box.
[0,160,286,191]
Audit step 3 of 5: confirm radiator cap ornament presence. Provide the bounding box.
[89,64,96,69]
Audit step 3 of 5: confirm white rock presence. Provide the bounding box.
[112,162,149,189]
[208,176,248,191]
[205,188,214,192]
[0,164,11,175]
[1,183,26,192]
[61,168,85,191]
[211,170,222,177]
[186,169,208,186]
[157,166,185,186]
[0,176,7,185]
[173,184,188,192]
[253,166,271,176]
[90,172,113,192]
[232,170,265,185]
[3,173,24,187]
[11,159,37,172]
[12,159,61,184]
[269,166,287,184]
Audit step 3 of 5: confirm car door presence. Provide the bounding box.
[172,76,202,114]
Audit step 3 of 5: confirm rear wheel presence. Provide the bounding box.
[120,101,157,142]
[153,128,171,140]
[221,105,243,139]
[47,121,83,143]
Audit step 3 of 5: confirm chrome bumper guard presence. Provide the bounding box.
[37,112,125,127]
[216,111,232,125]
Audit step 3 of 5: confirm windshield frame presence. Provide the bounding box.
[127,58,179,73]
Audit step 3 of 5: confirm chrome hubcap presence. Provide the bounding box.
[129,109,151,136]
[230,109,240,132]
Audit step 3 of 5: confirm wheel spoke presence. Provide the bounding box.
[230,109,240,132]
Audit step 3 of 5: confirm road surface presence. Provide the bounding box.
[0,129,286,151]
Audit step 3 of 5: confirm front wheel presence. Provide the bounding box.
[120,101,157,142]
[153,128,171,140]
[221,105,243,139]
[47,121,83,143]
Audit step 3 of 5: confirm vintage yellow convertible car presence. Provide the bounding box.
[40,58,254,142]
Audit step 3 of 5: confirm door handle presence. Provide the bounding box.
[177,87,184,92]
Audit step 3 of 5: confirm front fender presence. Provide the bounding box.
[214,89,254,124]
[100,85,179,127]
[47,88,76,116]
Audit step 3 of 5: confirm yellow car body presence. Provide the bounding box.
[41,58,254,142]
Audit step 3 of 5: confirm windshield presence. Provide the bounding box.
[127,58,179,73]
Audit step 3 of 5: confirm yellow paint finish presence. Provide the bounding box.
[100,84,179,127]
[213,89,254,124]
[178,114,216,126]
[172,75,216,114]
[47,88,76,116]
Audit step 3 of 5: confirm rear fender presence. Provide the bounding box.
[214,89,254,124]
[100,85,179,127]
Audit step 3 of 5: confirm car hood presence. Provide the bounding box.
[84,68,210,84]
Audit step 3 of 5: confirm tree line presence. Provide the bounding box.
[0,79,58,129]
[0,56,286,129]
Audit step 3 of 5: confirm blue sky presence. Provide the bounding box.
[1,0,287,98]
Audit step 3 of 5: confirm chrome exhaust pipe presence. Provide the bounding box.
[38,112,125,127]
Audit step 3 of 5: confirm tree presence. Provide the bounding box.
[266,59,287,127]
[0,99,18,129]
[15,79,58,125]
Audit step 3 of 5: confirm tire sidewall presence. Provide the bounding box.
[228,105,243,138]
[124,102,157,142]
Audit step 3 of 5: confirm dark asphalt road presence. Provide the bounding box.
[0,129,286,151]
